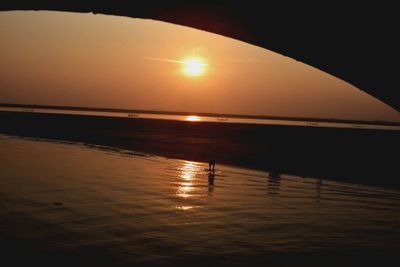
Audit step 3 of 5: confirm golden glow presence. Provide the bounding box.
[2,11,399,122]
[182,57,208,76]
[185,115,201,122]
[176,161,201,199]
[177,182,192,198]
[176,206,194,210]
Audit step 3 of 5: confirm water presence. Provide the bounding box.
[1,106,399,130]
[1,133,400,266]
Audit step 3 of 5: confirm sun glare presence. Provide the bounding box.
[182,57,208,76]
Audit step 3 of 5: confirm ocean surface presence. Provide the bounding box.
[1,133,400,266]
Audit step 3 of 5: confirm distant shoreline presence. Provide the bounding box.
[1,102,399,127]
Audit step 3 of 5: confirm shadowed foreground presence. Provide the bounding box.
[1,132,400,267]
[1,111,399,188]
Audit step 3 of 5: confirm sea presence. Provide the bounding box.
[1,133,399,266]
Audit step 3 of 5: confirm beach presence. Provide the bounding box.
[1,110,399,188]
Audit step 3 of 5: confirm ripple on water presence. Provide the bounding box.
[1,134,400,266]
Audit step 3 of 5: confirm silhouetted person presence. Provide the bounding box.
[208,149,216,172]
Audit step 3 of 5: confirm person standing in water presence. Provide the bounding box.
[209,149,216,172]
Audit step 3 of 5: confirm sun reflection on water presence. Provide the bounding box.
[176,205,194,210]
[185,115,201,122]
[176,161,202,200]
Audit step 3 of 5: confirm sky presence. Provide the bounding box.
[0,11,399,122]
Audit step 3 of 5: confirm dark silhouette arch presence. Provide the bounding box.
[1,1,398,111]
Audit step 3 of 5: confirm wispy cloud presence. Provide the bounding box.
[143,56,184,64]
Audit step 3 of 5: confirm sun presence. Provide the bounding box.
[182,57,208,76]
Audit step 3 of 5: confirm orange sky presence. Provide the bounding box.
[0,11,399,122]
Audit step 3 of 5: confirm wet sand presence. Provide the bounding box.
[1,110,399,188]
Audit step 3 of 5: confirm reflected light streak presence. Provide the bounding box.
[185,115,201,122]
[176,161,201,199]
[176,206,194,210]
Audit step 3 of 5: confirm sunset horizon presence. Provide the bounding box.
[1,10,399,122]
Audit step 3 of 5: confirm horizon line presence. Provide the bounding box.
[1,102,399,126]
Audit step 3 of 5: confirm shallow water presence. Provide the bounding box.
[1,133,399,266]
